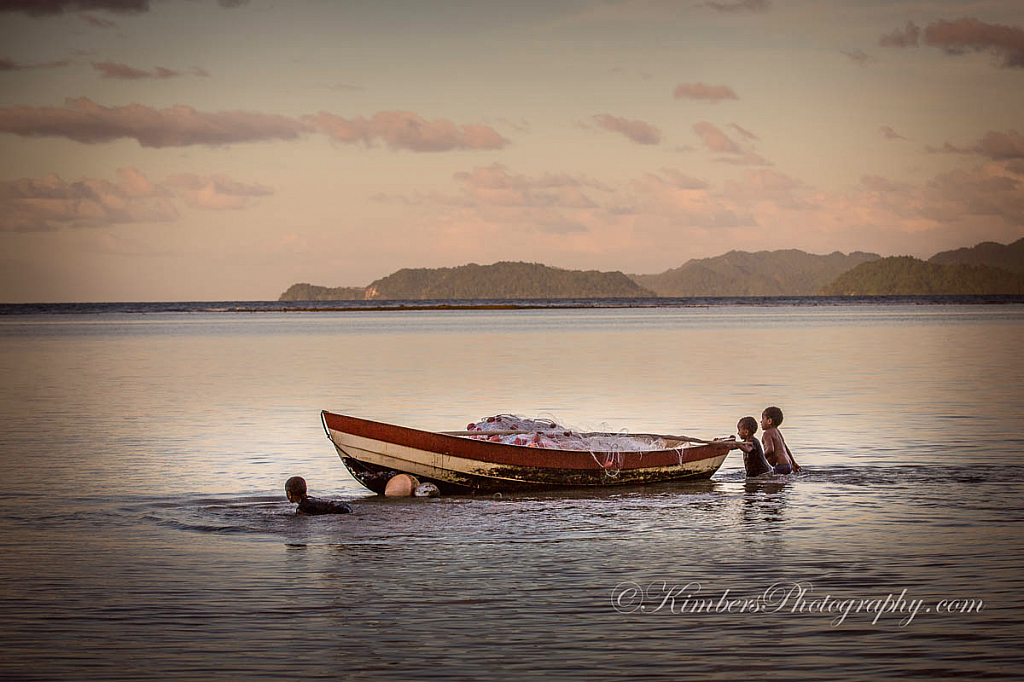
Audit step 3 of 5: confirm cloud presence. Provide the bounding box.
[0,57,70,70]
[631,169,755,228]
[92,61,210,79]
[452,163,603,208]
[880,21,921,48]
[922,162,1024,225]
[0,97,312,147]
[545,0,691,28]
[0,0,246,15]
[306,110,509,152]
[657,168,709,190]
[164,173,272,210]
[841,49,872,66]
[880,126,906,140]
[974,130,1024,159]
[693,121,741,153]
[728,123,759,141]
[0,167,273,231]
[0,0,149,15]
[692,120,770,165]
[0,168,175,232]
[80,13,117,27]
[591,114,661,145]
[705,0,770,13]
[929,130,1024,160]
[923,17,1024,69]
[861,175,912,193]
[0,98,508,153]
[693,121,771,166]
[673,82,739,103]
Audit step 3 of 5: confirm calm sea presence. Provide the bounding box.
[1,300,1022,680]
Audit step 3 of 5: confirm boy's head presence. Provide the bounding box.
[285,476,307,502]
[761,406,784,429]
[737,416,758,439]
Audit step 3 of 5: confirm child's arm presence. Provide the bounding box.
[785,442,802,472]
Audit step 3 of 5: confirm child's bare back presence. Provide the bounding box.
[760,406,801,475]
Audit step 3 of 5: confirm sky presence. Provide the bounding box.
[0,0,1022,302]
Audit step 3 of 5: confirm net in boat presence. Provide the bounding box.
[461,414,668,452]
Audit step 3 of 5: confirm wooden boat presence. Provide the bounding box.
[321,411,731,494]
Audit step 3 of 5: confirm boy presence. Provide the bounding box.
[760,406,801,474]
[735,416,773,477]
[285,476,352,515]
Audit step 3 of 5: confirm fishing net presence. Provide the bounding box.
[461,414,668,453]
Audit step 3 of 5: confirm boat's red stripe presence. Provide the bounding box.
[323,412,728,471]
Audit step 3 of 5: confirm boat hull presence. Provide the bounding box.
[322,411,730,494]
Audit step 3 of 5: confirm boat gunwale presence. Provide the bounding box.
[322,410,730,472]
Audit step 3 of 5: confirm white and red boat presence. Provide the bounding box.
[321,411,731,494]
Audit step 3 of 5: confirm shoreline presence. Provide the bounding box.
[2,294,1024,315]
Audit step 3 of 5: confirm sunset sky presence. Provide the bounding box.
[1,0,1022,302]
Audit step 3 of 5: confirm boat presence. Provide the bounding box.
[321,411,732,494]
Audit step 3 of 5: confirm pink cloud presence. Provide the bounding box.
[0,168,175,232]
[673,83,739,103]
[693,121,770,166]
[880,21,921,48]
[164,173,272,210]
[453,164,600,208]
[0,167,273,231]
[693,121,741,153]
[306,110,508,152]
[0,97,312,147]
[92,61,209,79]
[591,114,661,145]
[924,17,1024,68]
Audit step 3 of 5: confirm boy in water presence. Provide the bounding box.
[285,476,352,515]
[761,406,801,474]
[735,416,774,477]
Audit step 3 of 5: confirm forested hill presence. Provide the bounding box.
[819,256,1024,295]
[278,262,653,301]
[279,283,366,301]
[928,238,1024,274]
[364,262,652,299]
[630,249,879,296]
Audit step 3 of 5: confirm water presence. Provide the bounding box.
[1,303,1022,680]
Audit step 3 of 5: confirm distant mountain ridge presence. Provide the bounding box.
[279,239,1024,300]
[820,256,1024,295]
[278,262,652,301]
[630,249,880,296]
[928,238,1024,274]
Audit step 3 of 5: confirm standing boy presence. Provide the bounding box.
[761,406,801,474]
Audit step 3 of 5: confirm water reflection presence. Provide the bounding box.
[1,306,1022,680]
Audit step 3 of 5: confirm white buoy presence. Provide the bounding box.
[414,482,440,498]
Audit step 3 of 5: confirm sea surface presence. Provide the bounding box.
[1,300,1022,680]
